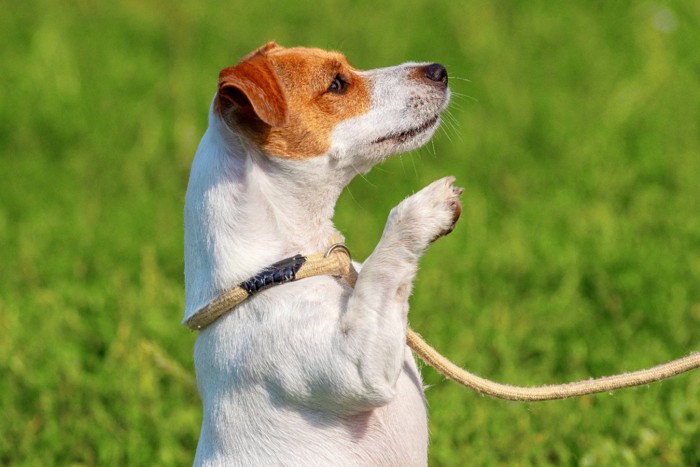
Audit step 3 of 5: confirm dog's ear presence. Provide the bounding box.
[238,41,280,62]
[218,48,287,128]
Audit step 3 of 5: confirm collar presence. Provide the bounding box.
[185,238,357,331]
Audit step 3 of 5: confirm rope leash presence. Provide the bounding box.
[186,242,700,401]
[407,329,700,401]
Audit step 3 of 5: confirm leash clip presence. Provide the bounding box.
[325,243,352,261]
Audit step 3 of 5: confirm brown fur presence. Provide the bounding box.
[217,43,371,160]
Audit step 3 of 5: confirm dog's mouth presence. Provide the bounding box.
[372,115,440,145]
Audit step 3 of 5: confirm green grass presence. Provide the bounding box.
[1,0,699,465]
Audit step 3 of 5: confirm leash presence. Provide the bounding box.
[185,241,700,401]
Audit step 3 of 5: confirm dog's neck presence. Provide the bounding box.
[183,106,348,319]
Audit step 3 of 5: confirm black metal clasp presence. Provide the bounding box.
[240,254,307,296]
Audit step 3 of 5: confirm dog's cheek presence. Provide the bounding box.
[258,120,332,160]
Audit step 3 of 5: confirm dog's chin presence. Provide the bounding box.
[371,114,441,156]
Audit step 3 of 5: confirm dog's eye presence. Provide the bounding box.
[328,74,349,94]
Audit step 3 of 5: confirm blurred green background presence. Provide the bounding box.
[1,0,699,465]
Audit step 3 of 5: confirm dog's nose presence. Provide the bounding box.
[424,63,448,87]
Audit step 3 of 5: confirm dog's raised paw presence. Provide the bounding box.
[386,176,463,252]
[424,176,463,242]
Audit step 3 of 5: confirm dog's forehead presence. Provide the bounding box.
[265,46,349,65]
[263,47,355,85]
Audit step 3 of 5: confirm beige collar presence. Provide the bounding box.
[185,238,357,331]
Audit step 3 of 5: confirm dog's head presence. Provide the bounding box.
[216,42,450,170]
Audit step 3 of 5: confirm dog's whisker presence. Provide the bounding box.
[439,126,456,145]
[443,109,460,124]
[411,152,420,176]
[440,111,462,140]
[447,123,464,144]
[445,119,463,139]
[447,103,466,114]
[449,92,478,104]
[399,152,407,174]
[343,184,363,207]
[447,75,472,83]
[351,162,377,187]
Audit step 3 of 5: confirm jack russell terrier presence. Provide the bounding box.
[183,42,462,466]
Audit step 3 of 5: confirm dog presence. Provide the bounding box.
[184,42,462,466]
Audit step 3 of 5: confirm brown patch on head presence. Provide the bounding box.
[217,43,371,159]
[217,42,287,127]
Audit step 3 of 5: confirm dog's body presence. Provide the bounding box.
[184,42,460,466]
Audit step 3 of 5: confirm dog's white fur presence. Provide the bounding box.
[184,44,459,466]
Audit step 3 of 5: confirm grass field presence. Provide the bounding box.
[1,0,699,465]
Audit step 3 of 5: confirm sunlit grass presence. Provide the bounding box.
[1,1,698,464]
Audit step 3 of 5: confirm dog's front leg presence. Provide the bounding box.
[341,176,462,405]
